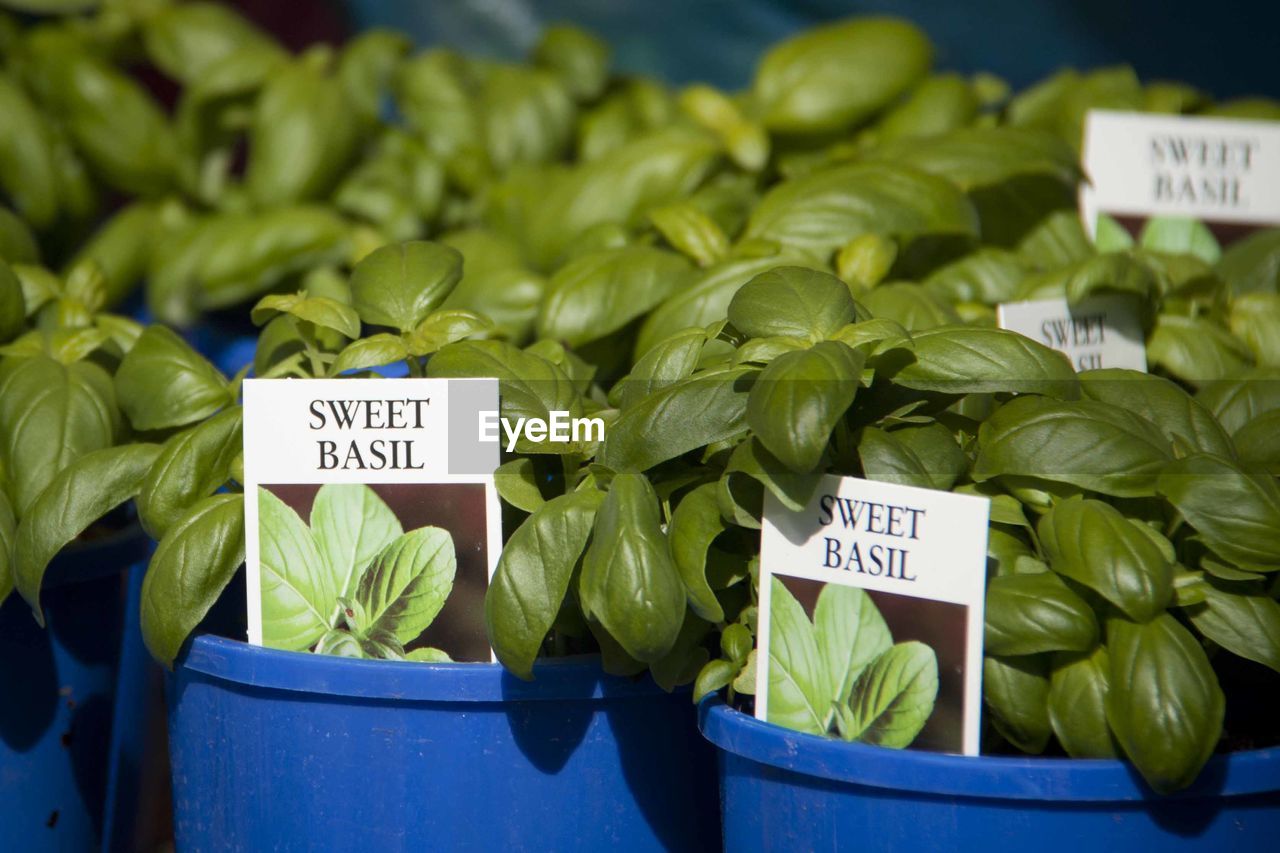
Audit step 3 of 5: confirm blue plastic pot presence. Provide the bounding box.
[167,636,719,851]
[700,698,1280,851]
[0,526,152,852]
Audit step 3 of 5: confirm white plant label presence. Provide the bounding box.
[997,293,1148,372]
[1080,110,1280,237]
[242,377,501,660]
[757,474,989,755]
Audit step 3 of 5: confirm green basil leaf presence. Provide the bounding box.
[744,162,978,259]
[312,484,403,603]
[1216,228,1280,296]
[1105,614,1224,794]
[747,341,862,472]
[815,584,891,720]
[147,206,351,326]
[874,73,979,142]
[0,73,59,229]
[884,326,1078,398]
[983,653,1052,754]
[579,473,685,662]
[1229,293,1280,367]
[725,436,822,513]
[1195,368,1280,435]
[1079,369,1234,457]
[115,325,230,431]
[0,259,26,344]
[974,395,1173,497]
[251,293,361,340]
[872,127,1079,190]
[526,128,719,268]
[1139,217,1221,264]
[533,24,609,102]
[141,493,245,668]
[1233,411,1280,475]
[620,327,706,410]
[331,333,411,375]
[494,458,545,514]
[693,658,740,704]
[765,575,828,735]
[315,628,364,658]
[0,355,117,514]
[753,17,931,133]
[258,486,334,651]
[137,405,242,540]
[600,365,755,472]
[67,203,161,308]
[1038,496,1173,621]
[859,422,965,491]
[143,1,281,86]
[985,571,1099,656]
[351,241,463,333]
[668,483,727,623]
[861,282,960,331]
[635,254,811,357]
[25,31,176,196]
[728,266,859,340]
[649,202,729,267]
[428,340,582,454]
[843,641,938,748]
[338,29,412,123]
[486,490,602,679]
[536,246,693,347]
[1185,579,1280,674]
[245,52,359,205]
[1157,453,1280,571]
[650,609,712,692]
[13,443,160,621]
[355,526,456,645]
[1064,252,1160,304]
[1048,647,1116,758]
[1148,314,1254,387]
[406,309,492,357]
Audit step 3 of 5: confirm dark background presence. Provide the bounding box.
[780,574,968,754]
[264,482,493,662]
[324,0,1278,100]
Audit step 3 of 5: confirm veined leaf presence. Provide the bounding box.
[356,526,456,645]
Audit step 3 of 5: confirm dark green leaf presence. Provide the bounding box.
[141,493,245,668]
[1157,453,1280,571]
[1079,369,1234,457]
[1048,647,1116,758]
[600,366,755,472]
[115,326,230,431]
[487,490,603,679]
[747,341,863,472]
[984,653,1052,753]
[138,406,242,540]
[1038,496,1173,621]
[579,473,685,662]
[14,444,160,621]
[1106,614,1224,794]
[351,241,463,333]
[859,423,965,491]
[668,483,727,622]
[494,458,545,513]
[728,266,859,340]
[753,17,931,133]
[1185,579,1280,674]
[985,571,1098,656]
[872,127,1080,190]
[1148,314,1254,387]
[884,326,1078,398]
[620,327,705,410]
[744,162,978,259]
[974,395,1173,497]
[0,355,117,514]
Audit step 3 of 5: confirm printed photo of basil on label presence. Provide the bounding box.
[241,377,502,663]
[756,474,990,756]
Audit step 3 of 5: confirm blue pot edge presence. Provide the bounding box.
[697,698,1280,802]
[178,634,692,705]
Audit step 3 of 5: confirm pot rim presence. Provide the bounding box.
[698,698,1280,802]
[177,634,679,704]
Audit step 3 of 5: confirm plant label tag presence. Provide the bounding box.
[1080,110,1280,241]
[241,377,502,663]
[997,294,1148,372]
[756,474,989,756]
